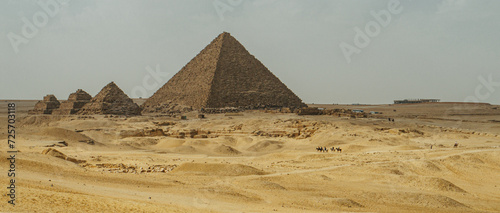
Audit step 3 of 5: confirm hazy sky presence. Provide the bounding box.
[1,0,499,104]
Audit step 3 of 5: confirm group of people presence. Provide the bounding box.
[316,146,342,153]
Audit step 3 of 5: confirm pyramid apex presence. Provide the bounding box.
[105,81,119,88]
[218,31,232,38]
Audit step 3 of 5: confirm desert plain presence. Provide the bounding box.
[1,100,500,213]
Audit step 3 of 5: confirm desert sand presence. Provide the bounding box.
[1,100,500,212]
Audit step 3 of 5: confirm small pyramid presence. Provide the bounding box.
[142,32,305,113]
[29,94,61,114]
[78,82,141,115]
[52,89,92,115]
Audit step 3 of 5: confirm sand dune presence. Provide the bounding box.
[246,140,284,152]
[1,102,499,212]
[213,145,242,155]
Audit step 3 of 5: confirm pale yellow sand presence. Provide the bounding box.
[1,101,499,212]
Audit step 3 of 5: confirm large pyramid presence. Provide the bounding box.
[78,82,141,115]
[142,32,305,112]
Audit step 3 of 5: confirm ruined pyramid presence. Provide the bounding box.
[142,32,305,113]
[78,82,141,115]
[52,89,92,115]
[29,94,61,114]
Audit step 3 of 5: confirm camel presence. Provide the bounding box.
[317,146,339,153]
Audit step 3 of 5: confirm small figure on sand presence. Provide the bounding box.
[317,146,342,153]
[454,142,458,148]
[430,145,433,149]
[316,147,330,152]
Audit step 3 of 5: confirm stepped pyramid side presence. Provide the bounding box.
[52,89,92,115]
[142,32,305,112]
[205,33,305,108]
[28,94,61,114]
[78,82,141,115]
[142,34,224,112]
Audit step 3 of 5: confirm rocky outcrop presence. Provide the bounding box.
[42,148,86,164]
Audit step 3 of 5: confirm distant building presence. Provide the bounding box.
[394,99,440,104]
[352,109,364,113]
